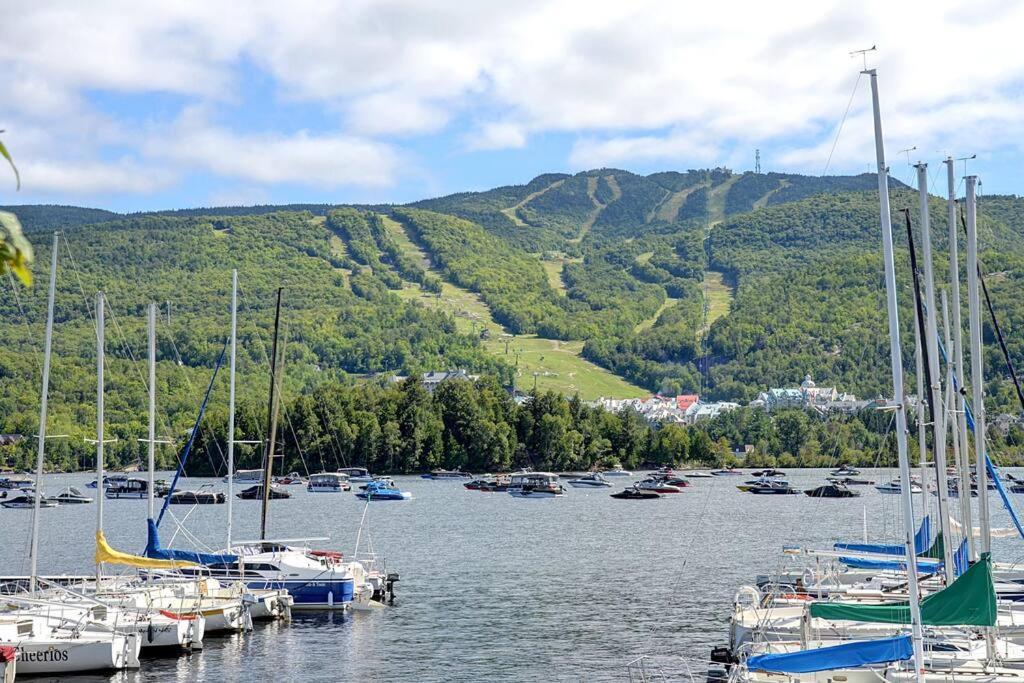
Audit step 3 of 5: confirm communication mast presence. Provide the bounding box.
[755,149,761,174]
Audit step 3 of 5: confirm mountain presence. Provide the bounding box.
[3,168,1023,473]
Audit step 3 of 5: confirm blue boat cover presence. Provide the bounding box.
[838,538,968,576]
[145,518,238,566]
[834,516,930,556]
[747,636,913,674]
[838,555,940,572]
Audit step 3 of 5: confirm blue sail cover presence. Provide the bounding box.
[834,516,931,556]
[747,636,913,674]
[839,555,940,572]
[145,518,238,566]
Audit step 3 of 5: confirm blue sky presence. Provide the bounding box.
[3,0,1024,212]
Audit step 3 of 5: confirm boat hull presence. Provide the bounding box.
[10,634,139,675]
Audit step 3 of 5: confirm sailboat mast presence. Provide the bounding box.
[95,291,106,582]
[945,157,974,559]
[227,269,238,550]
[916,163,955,581]
[147,302,156,519]
[866,69,925,683]
[942,291,969,550]
[28,232,59,594]
[964,176,992,553]
[913,333,930,520]
[260,287,284,541]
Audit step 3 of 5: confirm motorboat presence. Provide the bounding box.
[355,481,412,501]
[223,468,263,484]
[875,479,922,494]
[105,477,150,499]
[830,464,861,476]
[86,473,129,489]
[751,469,785,477]
[805,483,861,498]
[611,487,662,500]
[0,475,33,490]
[336,467,373,482]
[602,469,633,477]
[421,469,472,479]
[167,488,226,504]
[745,480,799,494]
[479,478,510,492]
[567,472,613,488]
[507,471,565,497]
[635,478,682,493]
[274,471,306,485]
[53,486,92,504]
[359,477,396,490]
[236,484,292,500]
[1,493,58,508]
[683,470,714,478]
[463,478,490,490]
[307,473,351,492]
[710,468,744,476]
[658,475,691,487]
[827,476,875,485]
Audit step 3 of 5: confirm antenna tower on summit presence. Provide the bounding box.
[755,149,761,174]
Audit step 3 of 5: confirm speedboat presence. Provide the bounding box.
[307,473,351,492]
[602,469,632,477]
[683,470,714,478]
[274,471,306,485]
[359,477,396,490]
[421,469,472,479]
[567,473,613,488]
[830,464,861,476]
[1,493,58,508]
[636,478,682,493]
[710,468,744,476]
[479,478,510,492]
[236,484,292,500]
[508,471,565,497]
[0,475,33,490]
[826,476,875,485]
[751,469,786,477]
[53,486,92,504]
[105,477,149,499]
[875,479,922,494]
[223,468,263,484]
[336,467,373,482]
[463,478,490,490]
[86,473,129,489]
[355,481,412,501]
[611,487,662,500]
[745,480,798,494]
[167,488,226,504]
[805,483,860,498]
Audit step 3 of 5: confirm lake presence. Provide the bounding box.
[3,468,1021,681]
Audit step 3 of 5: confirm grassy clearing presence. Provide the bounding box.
[706,174,741,225]
[486,335,648,399]
[500,178,566,228]
[702,270,733,335]
[383,214,647,399]
[633,297,679,334]
[540,259,567,294]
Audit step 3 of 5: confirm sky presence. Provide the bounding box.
[3,0,1024,212]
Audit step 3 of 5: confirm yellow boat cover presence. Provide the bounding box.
[95,530,198,569]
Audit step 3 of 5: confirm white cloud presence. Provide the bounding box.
[149,109,399,188]
[5,0,1024,198]
[20,159,176,195]
[466,122,527,151]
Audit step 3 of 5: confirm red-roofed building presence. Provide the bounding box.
[675,395,700,411]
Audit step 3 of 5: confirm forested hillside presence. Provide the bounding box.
[4,169,1024,474]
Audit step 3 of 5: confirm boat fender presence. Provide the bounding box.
[147,621,154,643]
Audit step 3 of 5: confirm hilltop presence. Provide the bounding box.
[4,168,1024,473]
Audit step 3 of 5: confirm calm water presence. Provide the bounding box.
[4,468,1024,682]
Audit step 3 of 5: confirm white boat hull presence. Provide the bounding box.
[9,633,139,675]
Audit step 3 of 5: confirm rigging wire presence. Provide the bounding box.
[820,71,863,177]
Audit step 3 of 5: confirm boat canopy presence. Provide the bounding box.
[95,530,197,569]
[810,553,996,627]
[145,518,238,565]
[833,515,930,556]
[747,635,912,674]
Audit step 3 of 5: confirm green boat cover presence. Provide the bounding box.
[809,553,995,626]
